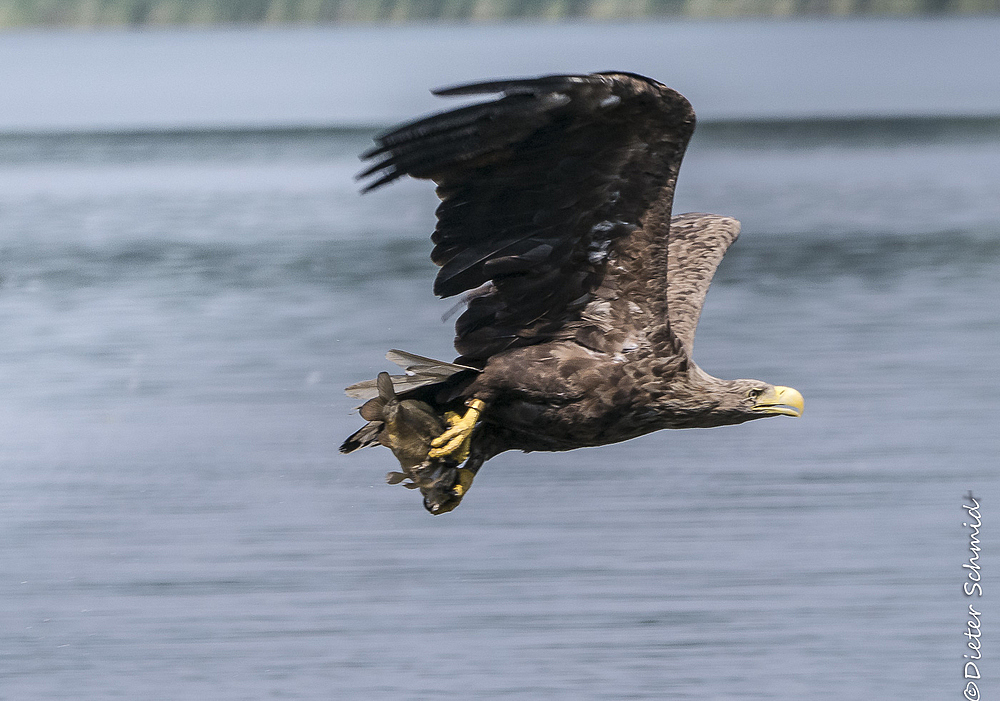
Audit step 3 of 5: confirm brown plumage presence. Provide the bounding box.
[341,72,803,514]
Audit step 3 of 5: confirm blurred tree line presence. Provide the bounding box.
[0,0,995,26]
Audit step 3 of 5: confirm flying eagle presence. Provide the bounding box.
[341,72,803,514]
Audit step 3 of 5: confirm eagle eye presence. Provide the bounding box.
[747,388,763,400]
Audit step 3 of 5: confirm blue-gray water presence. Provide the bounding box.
[2,20,999,701]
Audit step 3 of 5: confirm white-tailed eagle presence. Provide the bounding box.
[341,72,803,514]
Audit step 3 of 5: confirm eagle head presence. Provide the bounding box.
[737,380,804,419]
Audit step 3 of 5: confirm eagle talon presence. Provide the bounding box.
[427,399,484,461]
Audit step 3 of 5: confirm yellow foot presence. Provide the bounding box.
[427,399,485,461]
[452,467,475,498]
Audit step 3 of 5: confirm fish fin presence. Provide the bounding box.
[339,421,383,454]
[376,372,396,402]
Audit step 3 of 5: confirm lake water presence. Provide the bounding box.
[1,19,999,701]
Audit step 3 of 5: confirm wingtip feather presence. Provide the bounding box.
[431,74,590,97]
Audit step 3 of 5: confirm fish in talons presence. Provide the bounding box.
[346,372,478,515]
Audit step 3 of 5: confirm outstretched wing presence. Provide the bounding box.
[359,72,696,364]
[667,213,741,354]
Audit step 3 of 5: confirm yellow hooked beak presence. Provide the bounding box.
[753,385,804,417]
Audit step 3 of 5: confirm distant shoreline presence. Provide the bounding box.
[3,114,998,141]
[0,0,996,28]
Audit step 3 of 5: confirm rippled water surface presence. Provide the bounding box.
[2,20,999,701]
